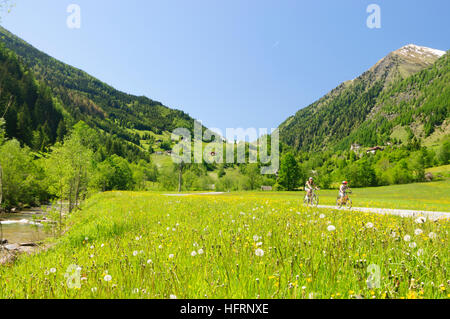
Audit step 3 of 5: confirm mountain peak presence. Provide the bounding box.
[394,44,446,58]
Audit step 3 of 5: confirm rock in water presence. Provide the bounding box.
[4,243,20,251]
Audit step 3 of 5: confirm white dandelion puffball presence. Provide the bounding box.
[147,259,153,264]
[414,229,423,236]
[256,242,263,247]
[133,250,139,256]
[390,231,396,238]
[170,294,177,299]
[255,248,265,257]
[409,242,417,249]
[327,225,336,232]
[428,232,437,239]
[197,249,204,255]
[365,222,374,229]
[415,217,426,224]
[104,275,112,282]
[253,235,260,242]
[169,254,174,259]
[319,214,325,219]
[50,268,56,273]
[403,235,411,242]
[158,245,163,249]
[191,251,197,257]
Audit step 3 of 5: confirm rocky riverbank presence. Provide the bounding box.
[0,241,44,265]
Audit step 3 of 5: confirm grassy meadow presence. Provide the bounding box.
[0,187,448,299]
[241,179,450,212]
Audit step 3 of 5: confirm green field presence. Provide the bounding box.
[242,179,450,212]
[0,186,448,299]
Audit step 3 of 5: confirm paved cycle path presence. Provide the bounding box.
[162,192,449,219]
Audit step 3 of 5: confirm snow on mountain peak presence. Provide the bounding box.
[397,44,446,58]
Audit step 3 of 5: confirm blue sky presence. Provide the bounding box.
[1,0,449,134]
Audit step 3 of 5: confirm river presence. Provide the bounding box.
[0,209,50,244]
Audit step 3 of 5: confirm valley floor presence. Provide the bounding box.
[0,185,448,299]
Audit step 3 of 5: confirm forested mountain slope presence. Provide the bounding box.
[279,45,448,151]
[0,43,64,150]
[0,26,199,152]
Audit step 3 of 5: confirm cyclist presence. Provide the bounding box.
[305,177,318,201]
[339,181,351,200]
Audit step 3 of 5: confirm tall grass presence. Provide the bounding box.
[0,192,448,299]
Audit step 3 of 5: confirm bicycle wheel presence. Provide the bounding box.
[303,196,309,206]
[336,198,342,209]
[346,198,352,209]
[312,195,319,207]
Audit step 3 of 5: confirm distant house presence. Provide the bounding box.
[261,186,273,191]
[366,146,384,155]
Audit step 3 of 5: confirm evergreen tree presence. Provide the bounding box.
[277,153,302,191]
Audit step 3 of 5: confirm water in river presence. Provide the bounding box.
[0,210,51,244]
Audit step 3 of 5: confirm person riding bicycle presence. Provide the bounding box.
[305,177,318,199]
[339,181,351,199]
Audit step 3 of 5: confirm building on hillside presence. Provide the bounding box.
[366,146,384,155]
[261,186,273,191]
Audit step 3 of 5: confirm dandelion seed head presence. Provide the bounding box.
[255,248,265,257]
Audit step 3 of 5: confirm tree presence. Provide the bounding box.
[0,139,46,209]
[46,125,94,216]
[277,153,302,191]
[91,155,134,191]
[438,136,450,165]
[244,163,262,190]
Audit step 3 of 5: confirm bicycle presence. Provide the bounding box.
[336,191,352,209]
[304,189,319,207]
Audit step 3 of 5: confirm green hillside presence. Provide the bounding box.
[0,26,200,154]
[279,45,449,152]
